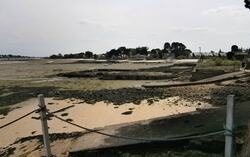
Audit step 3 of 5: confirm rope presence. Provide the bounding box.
[47,111,225,142]
[0,107,225,142]
[0,109,38,129]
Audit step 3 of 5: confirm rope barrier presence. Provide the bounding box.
[47,111,225,142]
[0,107,225,143]
[0,95,236,156]
[0,109,38,129]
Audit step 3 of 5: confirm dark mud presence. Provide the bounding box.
[69,138,229,157]
[58,69,175,80]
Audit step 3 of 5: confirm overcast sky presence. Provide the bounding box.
[0,0,249,56]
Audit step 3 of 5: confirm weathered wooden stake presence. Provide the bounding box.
[38,94,52,157]
[225,95,235,157]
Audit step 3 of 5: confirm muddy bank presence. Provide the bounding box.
[71,139,226,157]
[58,70,175,80]
[190,69,226,81]
[57,63,194,81]
[52,84,250,106]
[0,130,227,157]
[1,82,250,116]
[1,75,250,116]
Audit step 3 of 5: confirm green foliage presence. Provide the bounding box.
[199,58,241,68]
[245,0,250,9]
[231,45,239,52]
[85,51,93,58]
[50,42,192,60]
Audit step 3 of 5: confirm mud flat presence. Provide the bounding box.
[59,70,175,80]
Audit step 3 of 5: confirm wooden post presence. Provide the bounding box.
[225,95,235,157]
[38,94,52,157]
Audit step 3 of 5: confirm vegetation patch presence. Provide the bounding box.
[197,58,241,71]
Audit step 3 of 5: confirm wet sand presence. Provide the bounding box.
[0,97,211,148]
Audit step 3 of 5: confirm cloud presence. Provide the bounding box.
[78,19,106,28]
[169,27,209,33]
[203,5,249,17]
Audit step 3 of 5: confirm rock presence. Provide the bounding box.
[31,116,40,120]
[48,102,54,105]
[61,113,69,117]
[121,111,133,115]
[66,118,73,122]
[147,99,154,105]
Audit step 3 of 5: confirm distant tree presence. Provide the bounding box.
[149,49,161,58]
[200,53,204,61]
[210,51,215,57]
[117,47,128,56]
[49,53,63,59]
[58,53,63,58]
[76,52,85,58]
[231,45,239,52]
[49,54,58,59]
[63,54,71,58]
[171,42,189,57]
[129,49,137,56]
[245,0,250,9]
[192,53,196,58]
[161,42,170,56]
[106,49,118,59]
[93,54,98,59]
[85,51,93,58]
[163,42,171,50]
[246,48,250,54]
[183,49,192,57]
[218,52,222,58]
[226,52,235,60]
[135,47,149,56]
[7,54,13,58]
[102,42,192,59]
[226,45,239,60]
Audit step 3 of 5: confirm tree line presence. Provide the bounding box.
[49,51,97,59]
[0,54,31,59]
[226,45,250,60]
[49,42,192,59]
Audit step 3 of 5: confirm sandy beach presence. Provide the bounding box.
[0,96,211,148]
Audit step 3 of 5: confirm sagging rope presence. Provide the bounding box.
[0,109,38,129]
[47,111,225,142]
[0,108,226,143]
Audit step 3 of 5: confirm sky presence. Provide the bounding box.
[0,0,249,57]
